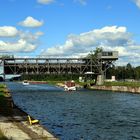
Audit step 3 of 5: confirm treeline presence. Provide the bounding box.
[106,63,140,80]
[21,74,80,81]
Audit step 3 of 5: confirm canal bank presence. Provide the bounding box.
[56,81,140,94]
[90,85,140,93]
[0,85,58,140]
[0,107,58,140]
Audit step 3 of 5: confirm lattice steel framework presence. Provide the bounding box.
[0,57,117,76]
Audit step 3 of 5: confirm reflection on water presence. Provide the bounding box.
[6,82,140,140]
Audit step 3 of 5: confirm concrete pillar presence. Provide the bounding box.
[96,74,104,85]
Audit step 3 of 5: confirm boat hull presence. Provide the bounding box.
[64,86,76,91]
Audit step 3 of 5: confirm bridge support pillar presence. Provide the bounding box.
[96,74,104,85]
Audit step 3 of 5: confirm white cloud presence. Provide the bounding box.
[74,0,87,5]
[0,26,18,37]
[0,39,37,52]
[19,16,43,28]
[19,31,44,43]
[133,0,140,8]
[0,17,44,53]
[0,30,43,53]
[40,26,140,65]
[0,26,43,53]
[41,26,131,56]
[37,0,54,5]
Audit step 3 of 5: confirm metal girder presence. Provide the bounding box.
[0,57,117,76]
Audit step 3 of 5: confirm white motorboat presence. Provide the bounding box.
[64,80,77,91]
[22,80,29,85]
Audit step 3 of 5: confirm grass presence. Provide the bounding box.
[46,81,61,85]
[0,84,6,92]
[0,130,8,140]
[0,84,5,88]
[0,92,13,116]
[0,84,11,140]
[0,84,13,116]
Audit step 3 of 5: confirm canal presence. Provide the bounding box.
[6,82,140,140]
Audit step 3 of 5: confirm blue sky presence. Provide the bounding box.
[0,0,140,66]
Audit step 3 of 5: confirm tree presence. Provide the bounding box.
[134,66,140,80]
[86,47,103,59]
[125,63,134,79]
[84,47,103,84]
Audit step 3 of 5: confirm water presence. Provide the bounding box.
[6,82,140,140]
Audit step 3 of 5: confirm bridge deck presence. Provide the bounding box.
[0,57,118,75]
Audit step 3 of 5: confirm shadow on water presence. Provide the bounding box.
[5,82,140,140]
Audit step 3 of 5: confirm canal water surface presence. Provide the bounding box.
[6,82,140,140]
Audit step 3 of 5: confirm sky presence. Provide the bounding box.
[0,0,140,66]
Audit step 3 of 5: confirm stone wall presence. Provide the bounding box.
[90,86,140,93]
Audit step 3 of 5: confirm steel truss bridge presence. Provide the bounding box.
[0,55,118,77]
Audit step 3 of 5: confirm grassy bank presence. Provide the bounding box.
[0,91,13,116]
[0,84,10,140]
[0,130,8,140]
[23,79,140,88]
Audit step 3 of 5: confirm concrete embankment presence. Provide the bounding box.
[90,85,140,93]
[57,82,140,94]
[0,88,58,140]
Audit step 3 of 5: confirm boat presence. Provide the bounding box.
[64,80,77,91]
[22,80,29,85]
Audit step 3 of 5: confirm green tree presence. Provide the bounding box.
[135,66,140,79]
[125,63,134,79]
[86,47,103,59]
